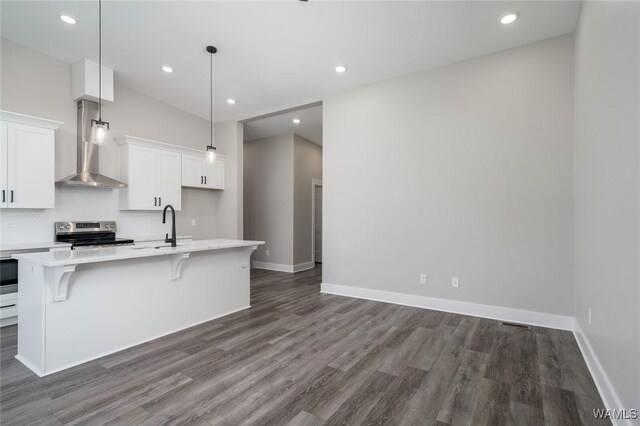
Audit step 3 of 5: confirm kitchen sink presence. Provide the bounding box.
[129,243,185,250]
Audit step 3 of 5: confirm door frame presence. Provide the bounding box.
[311,178,323,264]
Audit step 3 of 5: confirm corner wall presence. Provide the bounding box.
[323,34,575,316]
[573,1,640,412]
[243,133,322,271]
[244,134,295,266]
[293,134,323,266]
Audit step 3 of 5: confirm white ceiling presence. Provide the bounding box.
[1,1,581,123]
[244,104,323,145]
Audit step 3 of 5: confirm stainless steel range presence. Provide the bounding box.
[55,221,134,249]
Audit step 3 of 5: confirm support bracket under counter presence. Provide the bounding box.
[242,245,258,269]
[46,265,77,302]
[170,253,191,280]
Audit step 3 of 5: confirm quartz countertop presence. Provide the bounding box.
[12,239,264,267]
[0,241,71,252]
[124,235,192,244]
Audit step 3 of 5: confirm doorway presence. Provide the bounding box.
[312,179,323,264]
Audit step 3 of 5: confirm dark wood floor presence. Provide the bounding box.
[1,265,607,425]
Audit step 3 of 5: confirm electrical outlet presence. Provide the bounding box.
[451,277,460,288]
[266,249,270,257]
[419,274,427,284]
[588,307,592,325]
[191,219,196,227]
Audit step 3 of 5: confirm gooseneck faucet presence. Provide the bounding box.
[162,204,177,247]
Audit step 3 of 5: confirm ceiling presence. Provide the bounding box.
[1,1,581,123]
[244,104,323,145]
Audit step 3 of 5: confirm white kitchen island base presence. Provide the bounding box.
[14,240,262,377]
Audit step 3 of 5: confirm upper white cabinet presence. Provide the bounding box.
[0,111,63,209]
[181,153,225,190]
[117,137,182,211]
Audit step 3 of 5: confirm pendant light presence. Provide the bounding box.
[206,45,217,162]
[91,0,110,145]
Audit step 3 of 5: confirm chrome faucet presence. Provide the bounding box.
[162,204,177,247]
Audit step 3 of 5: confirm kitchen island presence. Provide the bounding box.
[12,239,263,376]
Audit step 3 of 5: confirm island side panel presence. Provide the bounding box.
[41,248,251,375]
[16,261,46,376]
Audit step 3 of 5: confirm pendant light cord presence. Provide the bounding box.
[210,49,213,147]
[98,0,102,120]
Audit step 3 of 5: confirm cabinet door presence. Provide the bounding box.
[6,123,54,209]
[156,150,182,210]
[181,154,204,188]
[127,145,158,210]
[204,156,225,189]
[0,122,7,208]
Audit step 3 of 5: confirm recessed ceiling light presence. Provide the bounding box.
[59,14,76,25]
[293,118,301,124]
[500,12,518,25]
[226,98,236,105]
[335,65,347,73]
[162,66,173,73]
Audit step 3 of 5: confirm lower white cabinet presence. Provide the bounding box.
[182,153,225,190]
[118,139,182,211]
[0,112,62,209]
[0,293,18,327]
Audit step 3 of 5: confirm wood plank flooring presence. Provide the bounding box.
[0,265,608,425]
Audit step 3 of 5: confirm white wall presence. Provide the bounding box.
[323,34,574,315]
[293,134,322,265]
[213,120,244,240]
[574,1,640,411]
[0,38,241,243]
[244,134,294,265]
[244,133,322,269]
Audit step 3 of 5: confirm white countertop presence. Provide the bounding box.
[0,241,71,252]
[12,239,264,267]
[125,235,192,243]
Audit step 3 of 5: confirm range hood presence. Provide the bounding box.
[56,100,126,189]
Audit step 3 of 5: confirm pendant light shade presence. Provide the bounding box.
[206,144,217,162]
[206,45,217,162]
[91,0,110,145]
[91,119,110,145]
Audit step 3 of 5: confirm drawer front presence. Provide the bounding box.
[0,293,18,319]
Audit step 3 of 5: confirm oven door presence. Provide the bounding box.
[0,258,18,295]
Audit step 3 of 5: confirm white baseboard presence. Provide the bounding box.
[573,320,631,426]
[293,261,315,272]
[14,355,44,377]
[253,261,315,273]
[320,282,575,330]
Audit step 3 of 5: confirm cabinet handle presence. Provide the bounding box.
[10,190,14,203]
[200,176,203,184]
[159,197,161,206]
[154,197,157,206]
[204,176,207,185]
[1,304,16,309]
[1,190,4,203]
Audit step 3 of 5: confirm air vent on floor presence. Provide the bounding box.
[501,321,531,330]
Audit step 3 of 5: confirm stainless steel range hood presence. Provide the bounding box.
[56,100,126,189]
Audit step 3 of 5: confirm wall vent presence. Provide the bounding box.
[501,321,531,330]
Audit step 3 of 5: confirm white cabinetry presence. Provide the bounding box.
[0,293,18,327]
[181,153,225,190]
[0,112,62,209]
[118,137,182,211]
